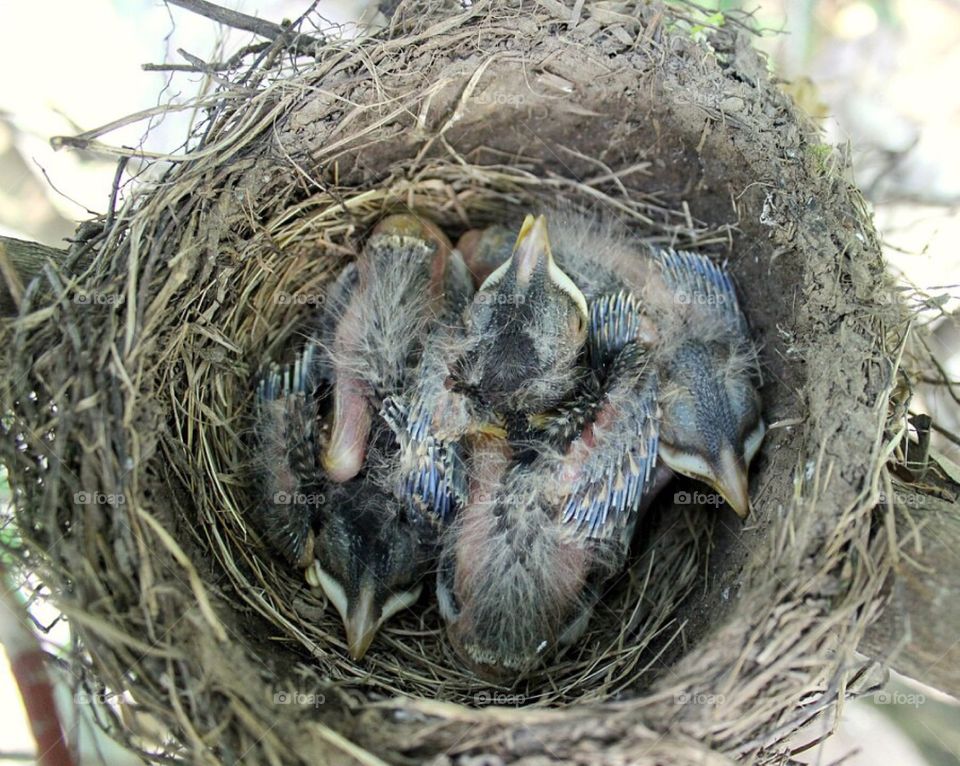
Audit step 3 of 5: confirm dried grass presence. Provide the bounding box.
[0,1,922,763]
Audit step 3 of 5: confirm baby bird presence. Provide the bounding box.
[455,224,513,287]
[305,428,438,661]
[251,213,471,660]
[252,345,434,660]
[545,209,765,518]
[384,214,589,523]
[650,250,764,517]
[448,214,589,418]
[322,213,471,483]
[437,338,662,678]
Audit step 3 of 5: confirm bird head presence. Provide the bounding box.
[657,338,764,518]
[449,215,589,415]
[307,483,434,660]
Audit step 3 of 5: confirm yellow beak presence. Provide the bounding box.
[710,446,751,519]
[344,583,379,661]
[512,214,551,286]
[511,214,588,319]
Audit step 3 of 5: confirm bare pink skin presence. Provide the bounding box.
[323,380,372,483]
[447,437,591,679]
[456,227,512,287]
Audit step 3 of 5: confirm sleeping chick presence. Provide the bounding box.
[448,214,589,417]
[251,213,471,659]
[546,209,765,518]
[252,346,435,660]
[384,214,588,524]
[322,213,472,482]
[305,425,438,660]
[437,340,664,678]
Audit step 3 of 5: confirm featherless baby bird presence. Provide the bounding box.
[455,223,513,287]
[545,209,766,518]
[250,213,472,659]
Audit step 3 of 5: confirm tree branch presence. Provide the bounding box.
[165,0,287,40]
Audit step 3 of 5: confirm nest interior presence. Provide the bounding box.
[1,2,905,764]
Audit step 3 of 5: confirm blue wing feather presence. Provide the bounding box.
[654,247,746,334]
[381,395,466,525]
[559,344,660,545]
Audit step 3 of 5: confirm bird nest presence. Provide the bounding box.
[1,1,910,763]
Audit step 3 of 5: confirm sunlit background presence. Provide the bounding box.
[1,1,958,763]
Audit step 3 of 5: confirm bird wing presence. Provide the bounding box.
[587,290,645,369]
[653,248,748,335]
[556,343,661,545]
[252,343,325,566]
[381,391,467,526]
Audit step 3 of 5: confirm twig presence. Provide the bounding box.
[142,41,272,73]
[0,562,77,766]
[165,0,287,40]
[105,156,130,232]
[50,97,223,154]
[165,0,325,51]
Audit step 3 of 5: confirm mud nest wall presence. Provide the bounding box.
[1,1,906,764]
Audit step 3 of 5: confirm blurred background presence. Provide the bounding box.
[1,0,958,763]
